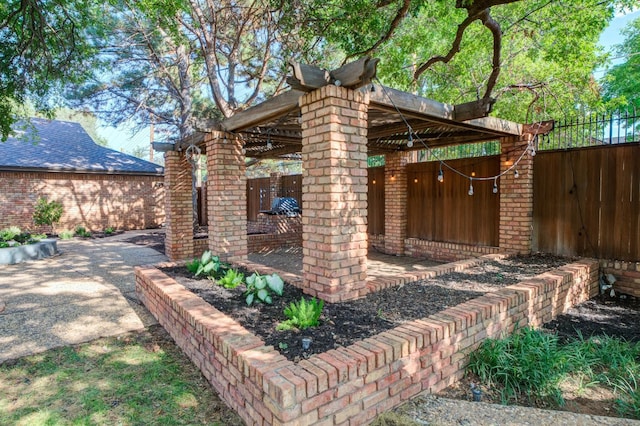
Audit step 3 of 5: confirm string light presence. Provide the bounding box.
[468,179,474,196]
[266,137,273,150]
[530,144,536,157]
[241,147,246,155]
[493,178,498,194]
[514,169,520,178]
[407,131,414,148]
[437,163,444,182]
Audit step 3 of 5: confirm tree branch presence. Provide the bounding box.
[345,0,411,61]
[479,8,501,100]
[413,12,478,78]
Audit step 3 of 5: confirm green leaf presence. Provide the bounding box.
[257,289,269,302]
[201,251,212,264]
[254,277,267,290]
[266,274,284,295]
[245,293,255,306]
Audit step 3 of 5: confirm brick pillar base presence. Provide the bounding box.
[499,135,534,254]
[164,151,194,261]
[300,86,369,303]
[206,131,247,262]
[384,152,408,255]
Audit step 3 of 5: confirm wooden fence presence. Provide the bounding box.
[533,143,640,261]
[246,177,271,221]
[407,157,500,246]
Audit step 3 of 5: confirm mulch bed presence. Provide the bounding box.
[121,232,166,254]
[161,253,581,362]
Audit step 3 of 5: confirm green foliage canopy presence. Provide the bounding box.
[0,0,99,140]
[602,16,640,109]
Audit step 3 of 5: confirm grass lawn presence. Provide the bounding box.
[0,326,243,425]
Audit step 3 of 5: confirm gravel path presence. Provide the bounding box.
[0,231,165,363]
[384,394,640,425]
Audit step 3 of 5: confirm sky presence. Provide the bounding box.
[97,8,640,156]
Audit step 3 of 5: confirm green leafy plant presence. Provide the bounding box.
[0,226,21,242]
[74,226,92,238]
[467,327,570,405]
[58,230,74,240]
[277,297,324,331]
[104,226,115,235]
[194,251,228,280]
[32,198,63,233]
[185,258,201,274]
[217,269,244,289]
[244,272,284,305]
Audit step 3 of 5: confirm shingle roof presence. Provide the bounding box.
[0,118,164,175]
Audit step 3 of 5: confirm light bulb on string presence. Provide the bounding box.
[241,147,246,155]
[468,179,474,196]
[437,164,444,182]
[514,169,519,179]
[407,133,414,148]
[493,178,498,194]
[530,145,536,157]
[266,137,273,150]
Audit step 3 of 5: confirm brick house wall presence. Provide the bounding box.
[0,171,164,232]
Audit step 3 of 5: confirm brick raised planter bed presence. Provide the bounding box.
[135,259,598,425]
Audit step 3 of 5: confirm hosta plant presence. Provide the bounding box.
[194,250,229,280]
[244,272,284,305]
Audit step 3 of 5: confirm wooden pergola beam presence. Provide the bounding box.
[221,90,303,132]
[366,85,522,137]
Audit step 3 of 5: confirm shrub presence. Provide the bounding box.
[33,198,63,232]
[104,227,115,235]
[74,226,91,238]
[0,226,22,242]
[244,272,284,305]
[58,230,74,240]
[217,269,244,289]
[277,297,324,331]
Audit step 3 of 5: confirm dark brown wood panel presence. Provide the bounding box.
[246,177,271,221]
[368,167,385,235]
[533,143,640,261]
[280,174,302,206]
[407,156,500,246]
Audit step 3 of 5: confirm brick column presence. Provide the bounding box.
[499,134,534,254]
[164,150,194,261]
[206,131,247,262]
[300,85,369,302]
[384,152,408,255]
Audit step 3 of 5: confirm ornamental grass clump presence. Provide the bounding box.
[468,327,640,418]
[467,326,570,405]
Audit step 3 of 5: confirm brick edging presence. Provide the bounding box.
[136,258,598,425]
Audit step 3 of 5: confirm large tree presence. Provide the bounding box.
[71,0,330,140]
[602,16,640,109]
[0,0,98,140]
[309,0,634,122]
